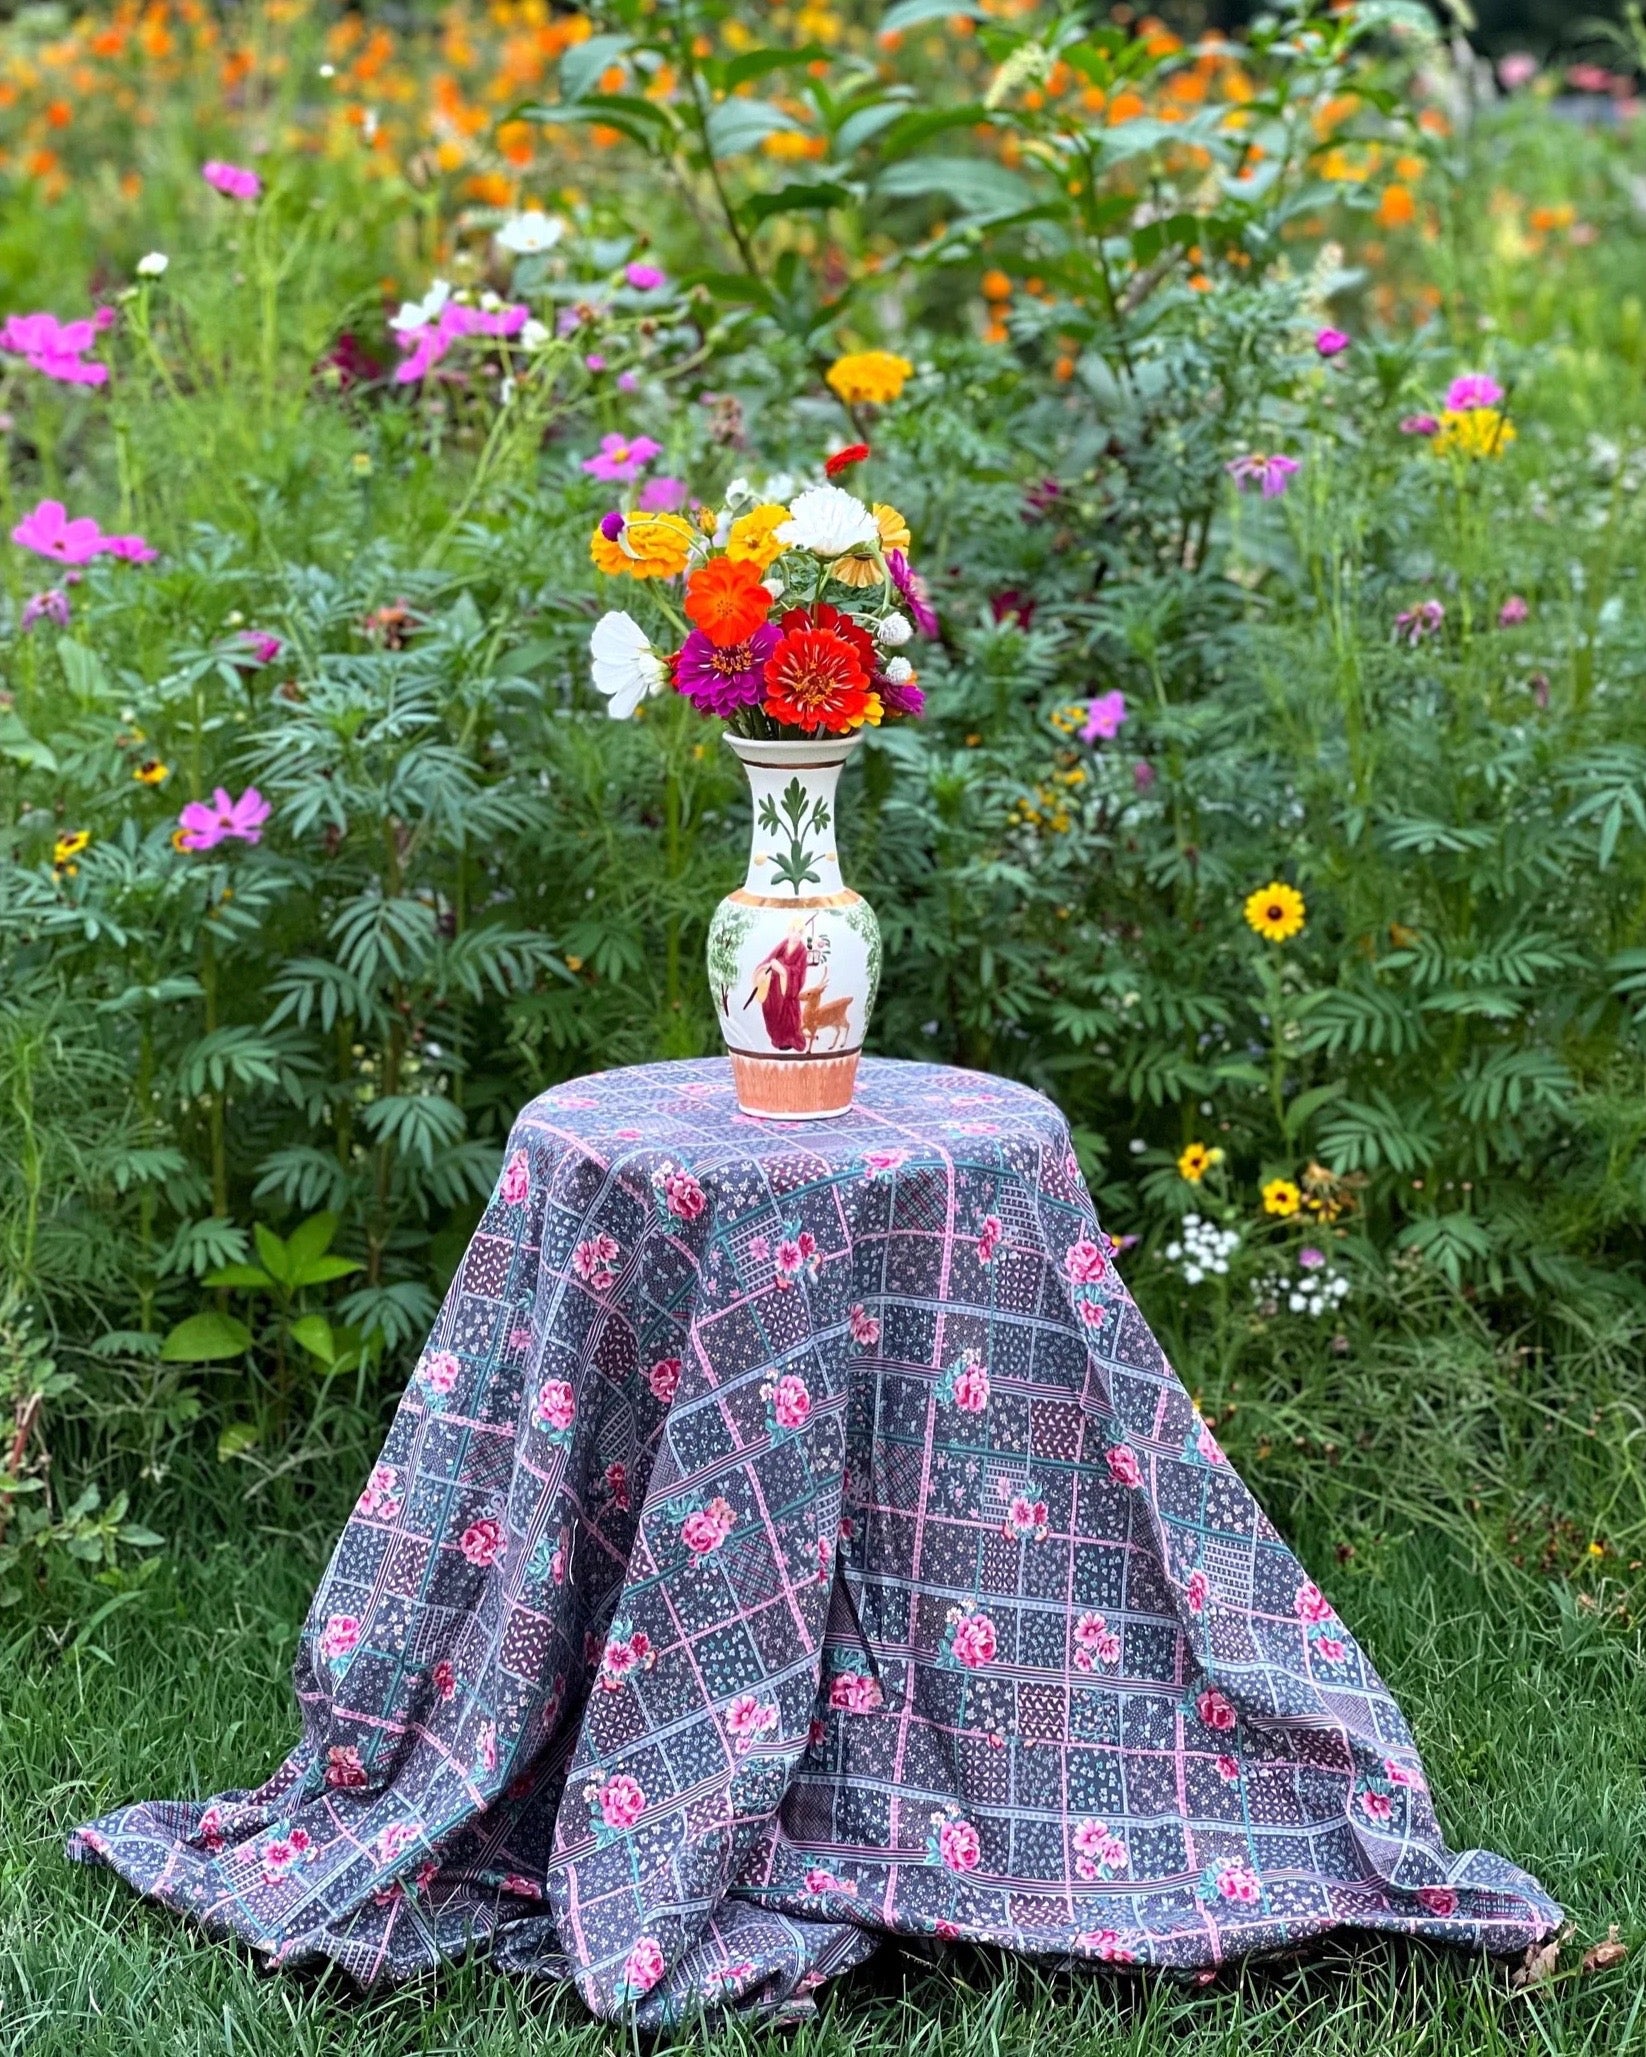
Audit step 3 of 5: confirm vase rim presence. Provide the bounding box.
[722,732,863,769]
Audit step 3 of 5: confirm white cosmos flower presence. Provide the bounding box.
[590,611,666,720]
[884,655,914,684]
[136,251,169,278]
[496,210,564,255]
[390,280,452,335]
[519,318,550,351]
[876,612,912,647]
[775,484,877,558]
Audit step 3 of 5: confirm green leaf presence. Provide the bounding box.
[706,98,803,159]
[216,1421,261,1463]
[874,103,991,163]
[0,711,57,772]
[254,1220,293,1287]
[284,1211,341,1270]
[833,97,917,157]
[876,155,1035,218]
[880,0,986,29]
[201,1263,276,1291]
[289,1314,339,1364]
[559,32,631,101]
[741,181,852,227]
[288,1254,361,1288]
[161,1312,254,1363]
[721,44,832,91]
[1282,1081,1346,1138]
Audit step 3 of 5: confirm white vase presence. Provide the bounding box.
[707,733,882,1120]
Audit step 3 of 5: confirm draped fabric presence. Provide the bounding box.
[70,1058,1557,2023]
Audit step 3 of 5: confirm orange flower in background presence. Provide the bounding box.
[1376,182,1416,228]
[685,558,771,647]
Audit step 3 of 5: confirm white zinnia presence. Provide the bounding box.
[496,210,564,255]
[136,251,169,277]
[876,612,912,646]
[589,611,665,720]
[390,280,451,335]
[775,484,877,558]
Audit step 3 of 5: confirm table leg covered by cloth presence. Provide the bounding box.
[70,1058,1558,2023]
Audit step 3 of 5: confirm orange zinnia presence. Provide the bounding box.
[684,557,772,648]
[762,605,882,735]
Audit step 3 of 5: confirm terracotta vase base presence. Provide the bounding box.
[728,1050,861,1121]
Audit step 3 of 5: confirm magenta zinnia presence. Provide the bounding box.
[673,624,779,718]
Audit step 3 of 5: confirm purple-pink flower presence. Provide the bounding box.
[20,589,70,630]
[1394,598,1445,646]
[1081,689,1128,743]
[1400,414,1440,437]
[636,474,688,512]
[886,548,939,637]
[12,500,107,565]
[393,299,529,382]
[0,310,110,386]
[202,159,262,201]
[240,630,283,665]
[1226,452,1300,498]
[674,623,778,718]
[1315,327,1351,358]
[175,786,271,852]
[625,262,667,291]
[581,432,662,483]
[1498,54,1538,92]
[1498,594,1529,627]
[1444,373,1503,412]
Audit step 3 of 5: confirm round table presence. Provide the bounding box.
[71,1058,1557,2023]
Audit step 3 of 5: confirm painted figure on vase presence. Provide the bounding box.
[745,921,810,1051]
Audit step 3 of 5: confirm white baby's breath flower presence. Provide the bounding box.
[876,612,912,646]
[136,251,169,277]
[776,484,879,558]
[589,611,665,720]
[496,210,565,255]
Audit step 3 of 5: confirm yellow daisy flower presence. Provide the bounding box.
[53,829,91,870]
[1178,1142,1213,1182]
[1262,1178,1302,1218]
[873,502,911,553]
[1244,881,1306,943]
[826,350,914,407]
[1431,409,1515,460]
[725,503,790,571]
[133,759,170,785]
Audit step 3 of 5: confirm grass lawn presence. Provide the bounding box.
[4,1355,1644,2057]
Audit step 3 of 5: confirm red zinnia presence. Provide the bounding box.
[824,443,871,477]
[762,604,882,734]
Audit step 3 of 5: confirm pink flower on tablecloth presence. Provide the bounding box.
[375,1820,422,1866]
[1077,1929,1136,1962]
[1072,1818,1129,1879]
[725,1694,777,1750]
[772,1373,811,1429]
[499,1150,530,1205]
[1314,1635,1347,1664]
[623,1934,667,1994]
[1385,1758,1427,1791]
[572,1233,619,1291]
[197,1807,225,1853]
[503,1873,543,1900]
[605,1461,630,1511]
[1294,1579,1333,1623]
[816,1532,833,1578]
[319,1614,359,1661]
[532,1379,575,1433]
[1197,1687,1237,1732]
[661,1168,706,1220]
[938,1817,981,1873]
[1002,1491,1048,1541]
[1216,1858,1261,1903]
[1360,1789,1393,1824]
[476,1723,498,1774]
[1195,1419,1227,1466]
[1078,1299,1106,1329]
[950,1609,997,1668]
[431,1660,456,1700]
[259,1832,308,1884]
[598,1773,647,1830]
[862,1147,907,1178]
[598,1629,652,1689]
[681,1496,735,1557]
[459,1517,505,1567]
[1417,1884,1459,1916]
[848,1303,880,1346]
[648,1355,681,1402]
[1216,1753,1240,1783]
[1106,1445,1142,1488]
[420,1350,460,1397]
[804,1868,857,1895]
[952,1354,990,1412]
[1186,1569,1210,1615]
[507,1326,534,1353]
[976,1214,1003,1263]
[828,1670,883,1713]
[325,1744,368,1789]
[1073,1609,1121,1671]
[356,1463,401,1520]
[1065,1236,1107,1283]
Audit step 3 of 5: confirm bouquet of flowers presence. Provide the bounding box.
[585,450,937,735]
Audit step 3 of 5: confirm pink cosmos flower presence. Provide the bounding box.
[648,1355,682,1402]
[1400,413,1440,436]
[1226,452,1300,498]
[12,500,108,565]
[1216,1753,1240,1782]
[175,786,271,852]
[951,1609,997,1668]
[1217,1858,1261,1903]
[681,1495,735,1556]
[624,1935,666,1993]
[625,262,667,290]
[1315,327,1351,357]
[1360,1788,1394,1823]
[617,370,639,392]
[848,1303,881,1346]
[952,1356,990,1413]
[938,1817,981,1872]
[1498,594,1529,627]
[100,532,158,562]
[20,589,71,630]
[1197,1686,1237,1732]
[1186,1569,1210,1615]
[1081,690,1128,743]
[459,1517,505,1566]
[637,475,688,512]
[581,432,662,482]
[499,1150,530,1205]
[532,1379,575,1432]
[394,297,529,381]
[203,159,262,201]
[828,1669,883,1713]
[319,1614,360,1661]
[1065,1236,1108,1284]
[1294,1579,1333,1623]
[1106,1445,1141,1489]
[599,1772,646,1829]
[240,631,283,665]
[0,311,109,385]
[887,549,939,638]
[421,1349,460,1395]
[772,1373,811,1429]
[1445,372,1503,412]
[1417,1884,1459,1916]
[1394,598,1445,646]
[976,1215,1002,1263]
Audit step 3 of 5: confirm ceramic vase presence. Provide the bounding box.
[707,733,882,1120]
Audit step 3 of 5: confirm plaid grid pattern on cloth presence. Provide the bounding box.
[69,1058,1558,2023]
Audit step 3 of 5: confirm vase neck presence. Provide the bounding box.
[738,750,848,898]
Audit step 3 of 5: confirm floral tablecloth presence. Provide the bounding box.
[70,1058,1558,2022]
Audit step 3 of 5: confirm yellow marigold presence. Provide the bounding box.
[825,350,913,407]
[1262,1178,1302,1218]
[873,503,911,554]
[1178,1142,1213,1183]
[1431,409,1515,461]
[725,503,789,570]
[589,512,695,580]
[1244,881,1305,943]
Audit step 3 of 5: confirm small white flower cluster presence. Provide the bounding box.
[1252,1252,1352,1319]
[1163,1214,1240,1285]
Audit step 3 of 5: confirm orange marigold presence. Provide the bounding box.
[685,557,772,648]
